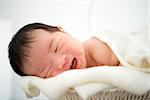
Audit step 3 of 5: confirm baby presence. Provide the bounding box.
[8,23,120,78]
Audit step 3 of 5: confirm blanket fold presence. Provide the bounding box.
[20,66,150,99]
[93,29,150,72]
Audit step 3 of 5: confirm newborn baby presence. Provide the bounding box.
[8,23,121,78]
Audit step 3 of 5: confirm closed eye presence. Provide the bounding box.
[55,38,62,53]
[55,44,58,53]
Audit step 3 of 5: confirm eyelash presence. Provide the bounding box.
[55,44,58,53]
[55,39,62,53]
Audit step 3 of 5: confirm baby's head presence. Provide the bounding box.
[8,23,86,78]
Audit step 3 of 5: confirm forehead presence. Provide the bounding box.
[28,29,52,55]
[30,29,52,39]
[23,29,52,69]
[30,29,64,40]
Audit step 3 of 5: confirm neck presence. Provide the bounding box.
[82,39,97,68]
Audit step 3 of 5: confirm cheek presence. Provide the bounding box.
[80,55,87,68]
[62,41,84,54]
[72,44,85,55]
[50,67,65,77]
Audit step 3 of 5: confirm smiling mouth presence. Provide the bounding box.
[70,58,77,69]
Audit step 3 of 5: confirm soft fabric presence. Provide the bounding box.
[20,66,150,100]
[18,27,150,99]
[93,28,150,72]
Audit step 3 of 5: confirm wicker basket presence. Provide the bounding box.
[60,88,150,100]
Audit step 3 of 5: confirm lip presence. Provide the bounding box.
[70,58,79,69]
[64,56,81,70]
[75,57,81,69]
[63,56,73,70]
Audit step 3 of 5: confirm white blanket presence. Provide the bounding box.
[17,27,150,99]
[93,28,150,72]
[19,67,150,99]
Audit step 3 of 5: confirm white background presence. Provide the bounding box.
[0,0,149,99]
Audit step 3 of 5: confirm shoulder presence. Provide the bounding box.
[89,37,119,66]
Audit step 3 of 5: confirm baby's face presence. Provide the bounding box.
[22,29,86,78]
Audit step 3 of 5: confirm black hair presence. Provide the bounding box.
[8,23,60,76]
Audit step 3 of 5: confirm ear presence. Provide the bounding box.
[57,26,65,32]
